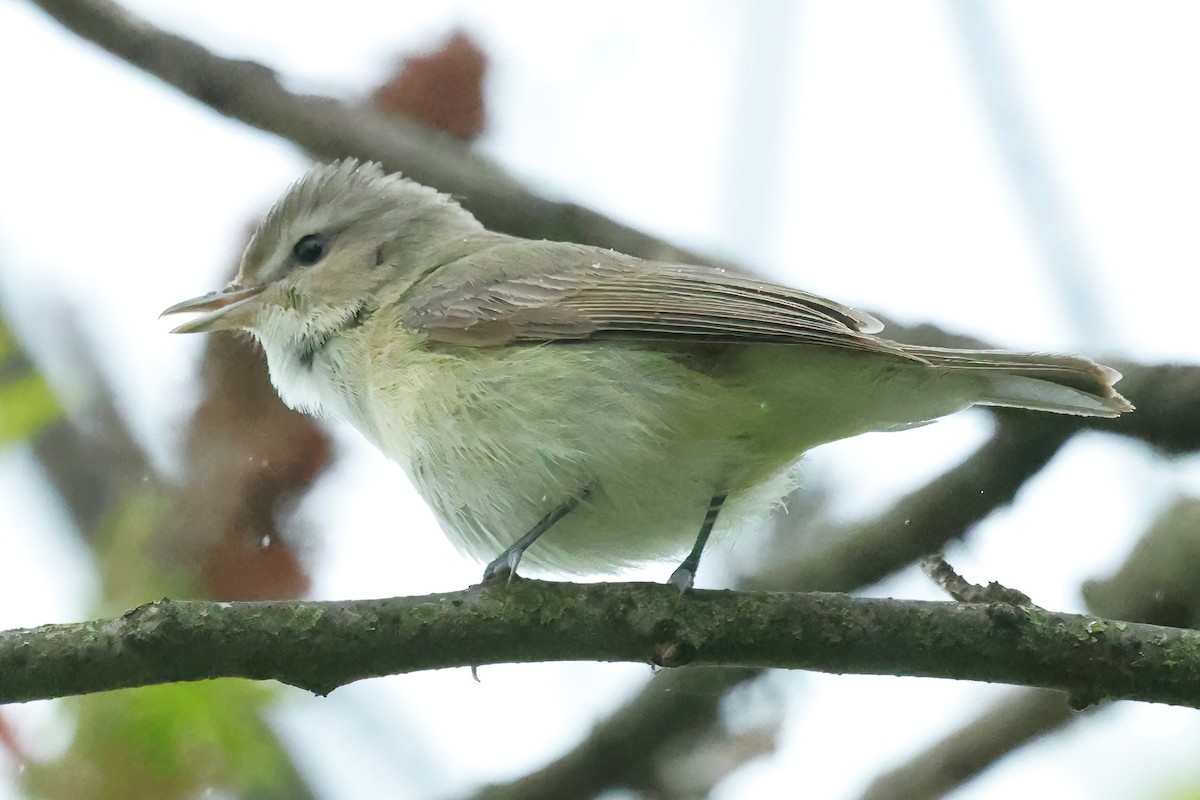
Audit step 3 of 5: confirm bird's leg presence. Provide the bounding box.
[668,493,728,592]
[482,493,585,582]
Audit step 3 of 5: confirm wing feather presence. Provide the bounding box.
[402,241,912,358]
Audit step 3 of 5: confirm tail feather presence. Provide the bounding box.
[900,345,1133,418]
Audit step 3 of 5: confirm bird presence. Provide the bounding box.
[163,160,1131,590]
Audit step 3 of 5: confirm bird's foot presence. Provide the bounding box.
[667,563,696,594]
[481,549,523,584]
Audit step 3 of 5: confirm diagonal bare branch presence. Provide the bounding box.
[471,388,1200,799]
[856,688,1081,800]
[24,0,1200,455]
[21,4,1200,797]
[855,497,1200,800]
[472,666,760,800]
[26,0,708,265]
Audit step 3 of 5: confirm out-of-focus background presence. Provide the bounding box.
[2,1,1199,798]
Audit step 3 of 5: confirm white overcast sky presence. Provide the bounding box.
[2,2,1200,799]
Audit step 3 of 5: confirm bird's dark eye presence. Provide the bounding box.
[292,233,330,266]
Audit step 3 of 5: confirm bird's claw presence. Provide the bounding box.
[668,565,695,594]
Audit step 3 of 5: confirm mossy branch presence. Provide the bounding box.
[3,579,1200,708]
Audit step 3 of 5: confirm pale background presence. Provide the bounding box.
[2,1,1199,798]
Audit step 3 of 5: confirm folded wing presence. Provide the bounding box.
[402,240,911,358]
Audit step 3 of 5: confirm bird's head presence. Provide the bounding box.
[162,159,481,348]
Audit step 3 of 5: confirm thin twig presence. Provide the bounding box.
[20,5,1200,797]
[855,498,1200,800]
[920,553,1035,607]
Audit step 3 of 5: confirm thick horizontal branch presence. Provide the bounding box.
[4,579,1200,708]
[475,399,1200,800]
[857,498,1200,800]
[473,417,1075,800]
[23,4,1200,795]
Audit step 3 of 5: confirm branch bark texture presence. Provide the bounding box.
[4,580,1200,709]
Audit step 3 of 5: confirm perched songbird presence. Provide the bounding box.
[164,160,1131,589]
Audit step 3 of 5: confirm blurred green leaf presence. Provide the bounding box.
[25,681,290,800]
[23,487,297,799]
[92,488,179,610]
[0,322,62,445]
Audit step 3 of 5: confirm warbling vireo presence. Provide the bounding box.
[163,160,1131,589]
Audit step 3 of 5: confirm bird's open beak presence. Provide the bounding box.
[160,285,266,333]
